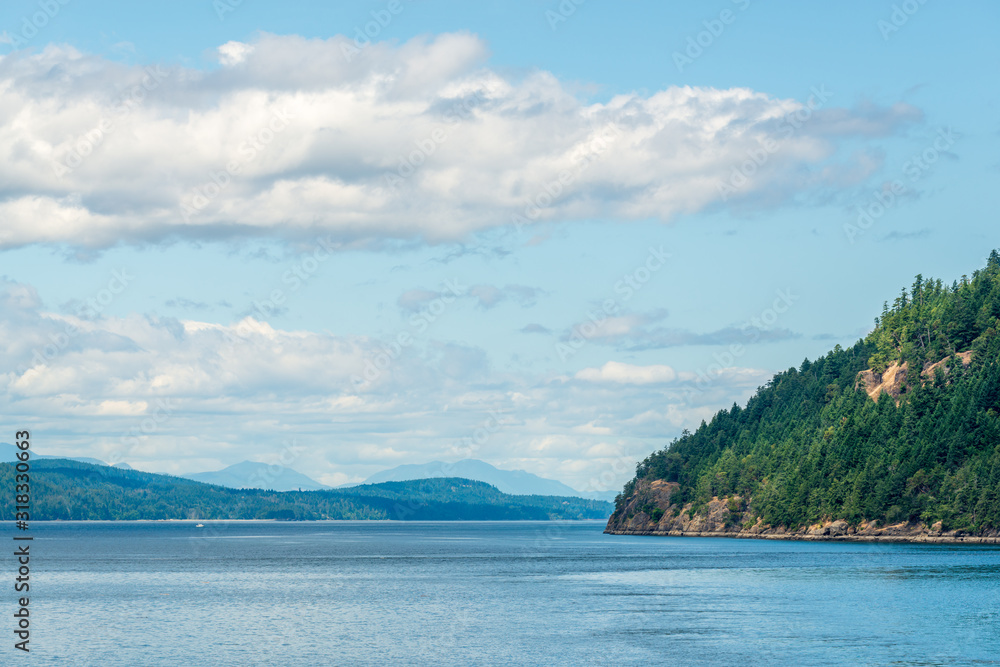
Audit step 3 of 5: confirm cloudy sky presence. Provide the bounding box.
[1,0,997,491]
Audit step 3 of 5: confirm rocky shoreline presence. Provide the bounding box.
[606,480,1000,545]
[603,527,1000,544]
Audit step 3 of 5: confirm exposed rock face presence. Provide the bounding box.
[857,362,909,402]
[856,351,973,403]
[923,350,973,378]
[605,479,1000,543]
[607,479,747,535]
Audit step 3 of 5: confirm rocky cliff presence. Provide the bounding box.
[605,479,1000,543]
[855,351,972,404]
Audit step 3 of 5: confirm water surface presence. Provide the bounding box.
[24,521,1000,665]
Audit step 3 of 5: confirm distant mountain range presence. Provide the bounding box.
[0,443,108,467]
[0,445,328,492]
[0,459,613,521]
[0,444,615,501]
[181,461,330,492]
[356,459,617,502]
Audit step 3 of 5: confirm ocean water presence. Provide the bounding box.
[18,520,1000,665]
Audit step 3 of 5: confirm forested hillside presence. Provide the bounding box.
[0,460,611,521]
[608,251,1000,539]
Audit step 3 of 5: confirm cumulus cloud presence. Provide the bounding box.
[217,40,255,66]
[576,361,678,385]
[0,278,774,489]
[561,313,650,342]
[561,309,667,343]
[0,33,920,250]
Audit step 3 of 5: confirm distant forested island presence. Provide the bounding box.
[0,459,611,521]
[608,251,1000,543]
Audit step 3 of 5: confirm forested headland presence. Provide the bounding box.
[607,251,1000,542]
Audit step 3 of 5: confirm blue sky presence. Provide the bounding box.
[1,0,997,490]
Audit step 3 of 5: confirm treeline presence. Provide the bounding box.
[0,460,612,521]
[616,250,1000,533]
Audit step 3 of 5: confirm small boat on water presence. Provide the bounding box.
[195,524,204,528]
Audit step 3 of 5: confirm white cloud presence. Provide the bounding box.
[0,278,777,489]
[0,33,919,250]
[95,400,148,416]
[217,40,255,66]
[576,361,678,384]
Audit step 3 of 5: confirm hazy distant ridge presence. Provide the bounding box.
[359,459,617,502]
[181,460,330,491]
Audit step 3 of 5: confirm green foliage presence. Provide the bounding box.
[0,461,612,521]
[617,251,1000,532]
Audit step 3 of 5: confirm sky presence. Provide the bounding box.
[0,0,997,492]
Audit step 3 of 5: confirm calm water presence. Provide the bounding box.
[17,520,1000,665]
